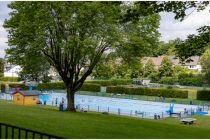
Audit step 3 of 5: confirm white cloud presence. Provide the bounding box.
[0,37,8,58]
[159,5,210,42]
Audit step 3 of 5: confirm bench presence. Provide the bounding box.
[181,118,196,125]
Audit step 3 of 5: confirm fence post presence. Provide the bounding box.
[162,112,164,118]
[0,124,1,139]
[88,105,89,111]
[98,106,99,112]
[108,107,109,113]
[118,108,120,115]
[5,125,8,139]
[130,110,132,117]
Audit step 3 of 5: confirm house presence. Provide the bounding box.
[142,55,202,71]
[181,56,202,71]
[4,65,22,77]
[13,90,41,105]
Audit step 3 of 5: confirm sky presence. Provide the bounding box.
[0,1,210,58]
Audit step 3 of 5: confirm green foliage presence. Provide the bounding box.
[1,83,28,92]
[36,82,65,90]
[0,58,4,76]
[178,73,205,86]
[159,56,173,77]
[1,101,210,138]
[1,82,100,92]
[175,26,210,62]
[0,77,20,82]
[92,54,113,79]
[159,77,178,85]
[147,70,160,82]
[143,58,156,77]
[106,86,188,98]
[124,1,209,22]
[172,65,190,78]
[200,49,210,84]
[4,2,160,110]
[79,84,101,92]
[85,79,132,86]
[197,90,210,101]
[153,40,178,56]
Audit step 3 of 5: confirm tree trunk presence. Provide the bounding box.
[66,88,76,111]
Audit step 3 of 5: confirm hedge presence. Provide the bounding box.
[0,77,20,82]
[85,79,132,86]
[1,82,100,93]
[106,86,188,99]
[159,77,178,85]
[197,90,210,101]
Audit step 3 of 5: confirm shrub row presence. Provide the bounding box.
[1,82,100,92]
[0,77,20,82]
[159,77,178,85]
[106,86,188,99]
[197,90,210,101]
[85,79,132,86]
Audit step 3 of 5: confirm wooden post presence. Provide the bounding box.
[118,108,120,115]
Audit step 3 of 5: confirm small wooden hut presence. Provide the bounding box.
[13,90,41,105]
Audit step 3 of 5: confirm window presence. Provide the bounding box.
[190,65,195,68]
[32,96,36,100]
[17,95,20,100]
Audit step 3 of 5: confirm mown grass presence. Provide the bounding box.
[1,100,210,138]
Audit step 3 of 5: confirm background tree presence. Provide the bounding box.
[175,26,210,62]
[200,49,210,84]
[153,39,180,56]
[4,2,160,111]
[143,58,156,77]
[91,54,114,80]
[0,58,4,77]
[159,56,173,77]
[6,49,51,82]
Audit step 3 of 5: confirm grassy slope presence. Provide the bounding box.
[1,100,210,138]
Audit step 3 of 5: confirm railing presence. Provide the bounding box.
[0,122,64,139]
[75,103,196,119]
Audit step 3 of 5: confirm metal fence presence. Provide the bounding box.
[0,122,64,139]
[74,103,200,119]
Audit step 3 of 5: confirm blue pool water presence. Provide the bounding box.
[40,93,198,118]
[0,92,199,118]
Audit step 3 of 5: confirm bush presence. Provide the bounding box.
[36,82,65,90]
[1,82,101,92]
[197,90,210,100]
[37,82,100,92]
[159,77,177,85]
[0,77,20,82]
[1,83,28,92]
[85,79,132,86]
[106,86,188,99]
[80,84,100,92]
[178,73,205,86]
[179,77,204,86]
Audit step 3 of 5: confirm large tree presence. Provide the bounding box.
[6,48,51,82]
[175,26,210,62]
[200,49,210,84]
[0,58,4,77]
[159,56,173,77]
[4,2,160,111]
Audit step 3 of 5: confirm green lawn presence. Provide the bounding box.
[1,100,210,138]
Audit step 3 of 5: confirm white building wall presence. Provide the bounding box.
[4,65,22,77]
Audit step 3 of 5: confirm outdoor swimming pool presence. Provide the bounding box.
[0,92,198,118]
[40,92,198,118]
